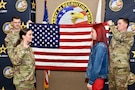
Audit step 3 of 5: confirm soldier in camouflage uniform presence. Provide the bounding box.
[5,16,21,59]
[108,18,135,90]
[10,28,35,90]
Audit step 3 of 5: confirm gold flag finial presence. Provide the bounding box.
[2,87,5,90]
[69,0,76,1]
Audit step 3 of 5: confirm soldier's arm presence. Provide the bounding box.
[123,32,135,48]
[107,20,126,41]
[5,31,11,47]
[10,46,26,65]
[108,22,131,42]
[5,32,15,59]
[109,24,126,42]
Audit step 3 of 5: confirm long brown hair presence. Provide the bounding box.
[15,28,31,46]
[92,23,108,47]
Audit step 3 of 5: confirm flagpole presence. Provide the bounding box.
[42,0,50,89]
[95,0,102,23]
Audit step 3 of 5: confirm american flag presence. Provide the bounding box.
[29,23,109,71]
[30,23,60,48]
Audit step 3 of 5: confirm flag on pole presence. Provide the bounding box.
[44,70,50,88]
[95,0,102,23]
[43,0,49,24]
[42,0,50,88]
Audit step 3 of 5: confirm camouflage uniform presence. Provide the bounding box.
[11,42,36,90]
[5,30,20,59]
[109,24,135,90]
[5,29,36,90]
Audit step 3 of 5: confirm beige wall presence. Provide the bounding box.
[35,0,106,90]
[36,0,105,23]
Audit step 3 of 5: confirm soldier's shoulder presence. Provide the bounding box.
[126,31,135,36]
[6,30,12,34]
